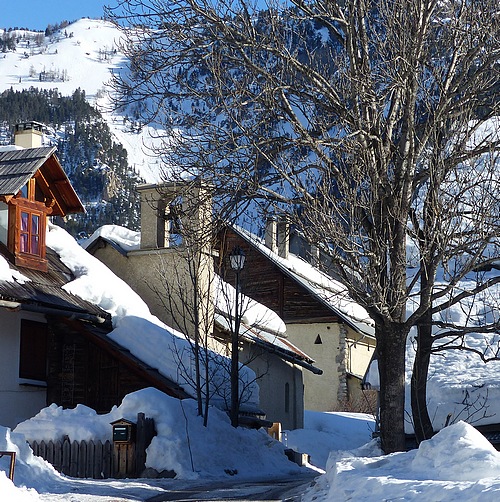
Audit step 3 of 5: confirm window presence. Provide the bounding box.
[20,210,42,256]
[19,320,48,382]
[6,176,48,271]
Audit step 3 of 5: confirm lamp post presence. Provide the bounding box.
[229,246,245,427]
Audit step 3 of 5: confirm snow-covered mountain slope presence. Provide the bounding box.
[0,18,161,183]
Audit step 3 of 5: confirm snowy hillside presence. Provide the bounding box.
[0,18,162,183]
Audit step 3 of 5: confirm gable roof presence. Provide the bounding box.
[84,229,322,372]
[229,225,375,337]
[54,316,191,400]
[0,147,84,216]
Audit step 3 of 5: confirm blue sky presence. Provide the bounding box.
[1,0,107,31]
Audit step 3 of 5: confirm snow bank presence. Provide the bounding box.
[0,426,63,499]
[0,472,40,501]
[285,411,376,470]
[412,421,500,481]
[15,388,301,480]
[304,422,500,502]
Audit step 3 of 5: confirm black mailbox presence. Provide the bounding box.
[111,418,136,443]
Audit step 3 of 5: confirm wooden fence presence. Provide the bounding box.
[30,438,114,479]
[29,413,156,479]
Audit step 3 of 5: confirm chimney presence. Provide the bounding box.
[14,121,44,148]
[310,244,320,268]
[265,217,290,259]
[277,219,289,260]
[265,217,278,254]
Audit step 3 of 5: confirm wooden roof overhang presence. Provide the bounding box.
[0,147,84,216]
[0,247,110,323]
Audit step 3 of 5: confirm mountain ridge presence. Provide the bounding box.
[0,18,163,236]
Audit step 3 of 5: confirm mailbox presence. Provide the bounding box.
[111,418,136,444]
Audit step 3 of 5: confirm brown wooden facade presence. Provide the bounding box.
[46,318,189,414]
[0,146,84,272]
[217,227,342,325]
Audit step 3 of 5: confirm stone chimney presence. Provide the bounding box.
[265,216,289,259]
[264,217,278,254]
[277,219,289,260]
[14,121,44,148]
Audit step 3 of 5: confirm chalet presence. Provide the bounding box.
[216,221,376,413]
[86,183,322,430]
[0,123,188,428]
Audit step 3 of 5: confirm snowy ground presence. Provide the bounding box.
[6,402,500,501]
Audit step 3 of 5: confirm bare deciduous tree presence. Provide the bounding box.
[143,182,262,426]
[107,0,500,453]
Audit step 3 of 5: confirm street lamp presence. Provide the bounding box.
[229,246,245,427]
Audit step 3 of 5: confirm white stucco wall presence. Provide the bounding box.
[0,310,47,428]
[347,333,376,379]
[286,322,375,411]
[286,322,342,411]
[242,344,304,430]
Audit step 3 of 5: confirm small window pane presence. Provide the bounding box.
[21,212,29,232]
[31,235,39,255]
[32,214,39,235]
[20,233,29,253]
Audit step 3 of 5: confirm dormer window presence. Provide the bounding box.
[8,178,49,271]
[20,210,42,256]
[0,143,84,272]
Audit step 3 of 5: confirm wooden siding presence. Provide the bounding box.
[217,229,341,324]
[46,317,189,413]
[47,327,151,413]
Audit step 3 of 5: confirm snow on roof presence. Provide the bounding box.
[46,223,259,411]
[83,224,141,252]
[214,274,321,372]
[231,225,375,336]
[84,221,368,370]
[214,273,286,336]
[0,255,30,284]
[84,225,317,366]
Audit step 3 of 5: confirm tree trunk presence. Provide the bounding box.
[411,315,434,444]
[377,324,408,453]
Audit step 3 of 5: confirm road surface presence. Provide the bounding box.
[146,472,317,501]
